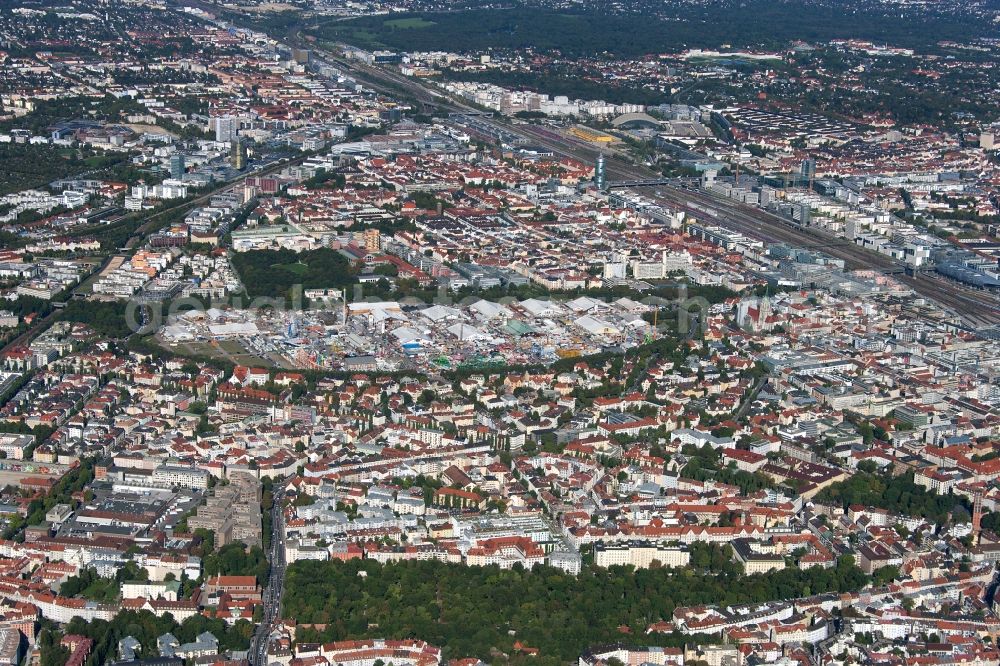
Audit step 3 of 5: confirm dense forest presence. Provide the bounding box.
[204,542,270,585]
[0,143,88,196]
[230,247,357,300]
[0,95,146,135]
[815,471,969,527]
[284,557,868,664]
[315,2,991,57]
[62,299,134,338]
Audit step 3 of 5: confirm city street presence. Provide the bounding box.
[251,484,286,666]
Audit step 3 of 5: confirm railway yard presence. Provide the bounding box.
[310,49,999,327]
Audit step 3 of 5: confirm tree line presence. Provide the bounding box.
[317,2,988,58]
[230,247,357,301]
[284,557,868,665]
[815,470,969,527]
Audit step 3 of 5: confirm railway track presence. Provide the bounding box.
[648,186,1000,324]
[253,30,1000,329]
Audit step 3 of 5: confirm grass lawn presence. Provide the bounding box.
[180,341,218,356]
[218,339,249,354]
[230,352,275,367]
[171,339,276,368]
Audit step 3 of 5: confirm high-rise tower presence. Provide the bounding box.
[973,490,984,545]
[231,139,247,170]
[169,153,185,180]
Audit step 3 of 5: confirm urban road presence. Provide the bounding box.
[290,40,1000,327]
[251,482,287,666]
